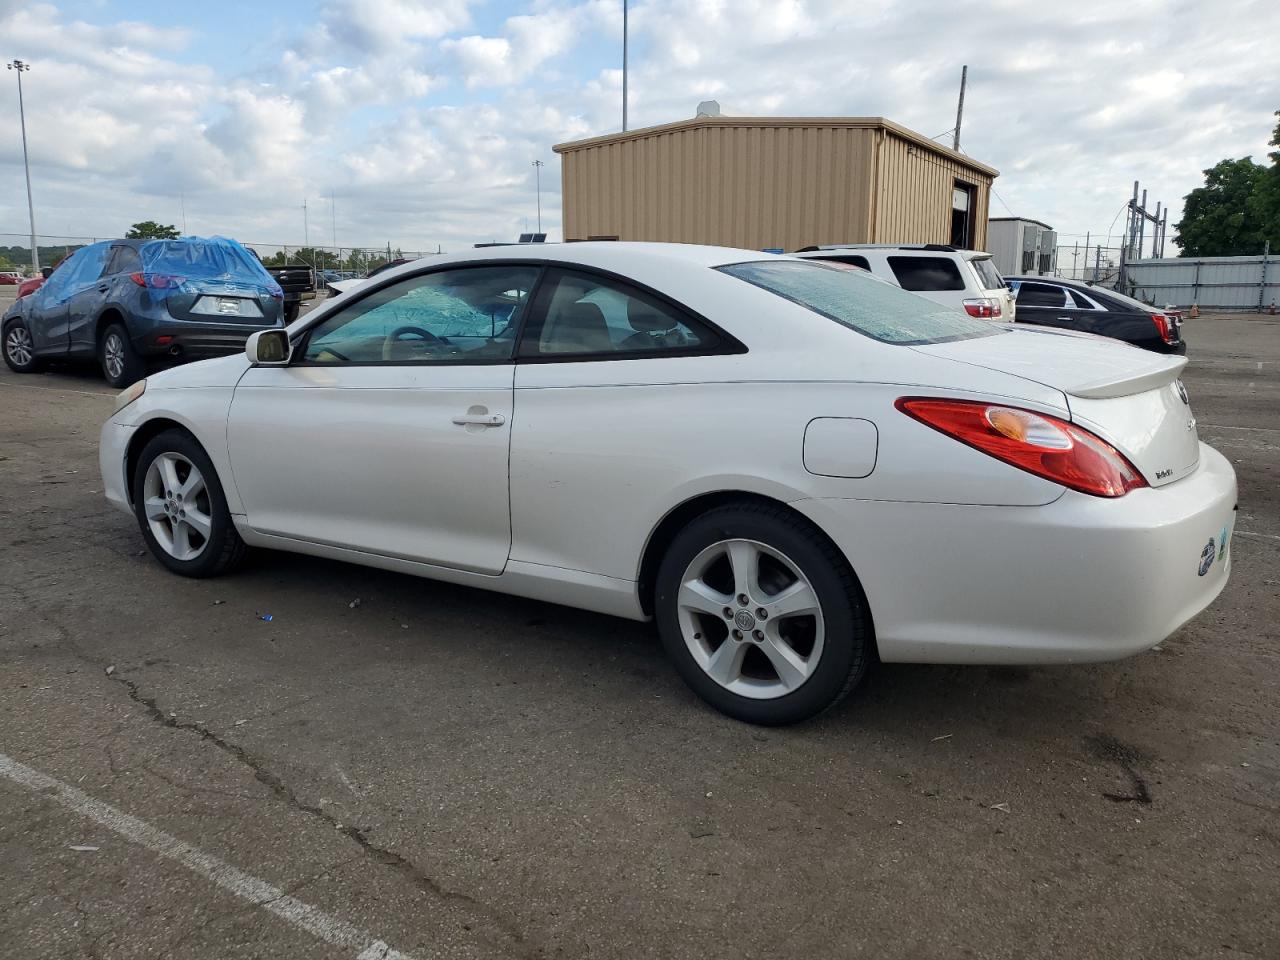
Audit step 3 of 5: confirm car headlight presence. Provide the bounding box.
[113,379,146,414]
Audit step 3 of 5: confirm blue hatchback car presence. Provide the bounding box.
[2,236,285,387]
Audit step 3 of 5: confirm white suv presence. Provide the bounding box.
[792,244,1015,321]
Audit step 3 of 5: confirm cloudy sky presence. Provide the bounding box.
[1,0,1277,255]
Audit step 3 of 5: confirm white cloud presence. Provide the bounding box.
[443,8,577,88]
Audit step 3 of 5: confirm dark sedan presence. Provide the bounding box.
[1005,276,1185,354]
[2,236,285,387]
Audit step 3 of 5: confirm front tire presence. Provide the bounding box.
[3,318,42,373]
[132,429,247,578]
[654,502,872,725]
[100,323,144,388]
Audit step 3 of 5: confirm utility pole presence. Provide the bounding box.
[1120,180,1164,288]
[622,0,628,131]
[331,190,337,252]
[180,192,187,234]
[302,198,309,252]
[952,65,967,152]
[532,159,544,233]
[8,60,39,272]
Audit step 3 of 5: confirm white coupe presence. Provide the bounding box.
[99,243,1236,724]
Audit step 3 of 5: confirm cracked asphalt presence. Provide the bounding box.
[1,312,1277,959]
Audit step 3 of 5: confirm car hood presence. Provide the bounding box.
[147,352,250,389]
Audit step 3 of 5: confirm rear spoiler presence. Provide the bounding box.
[1067,355,1187,399]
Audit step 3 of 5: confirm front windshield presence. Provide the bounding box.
[718,260,998,345]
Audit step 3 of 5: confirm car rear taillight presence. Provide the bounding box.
[895,397,1148,498]
[962,298,1002,319]
[129,272,185,289]
[1151,313,1176,344]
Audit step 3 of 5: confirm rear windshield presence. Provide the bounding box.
[970,256,1004,290]
[887,256,965,291]
[718,260,997,345]
[139,238,273,285]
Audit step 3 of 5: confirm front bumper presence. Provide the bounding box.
[99,417,135,516]
[795,442,1237,664]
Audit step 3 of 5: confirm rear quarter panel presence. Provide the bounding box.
[509,367,1065,583]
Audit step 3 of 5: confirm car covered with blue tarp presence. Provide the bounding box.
[2,236,285,386]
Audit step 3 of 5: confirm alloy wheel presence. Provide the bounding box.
[103,332,126,381]
[676,538,825,699]
[142,453,212,561]
[5,325,33,366]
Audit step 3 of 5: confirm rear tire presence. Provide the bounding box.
[283,302,300,324]
[3,318,42,373]
[100,322,144,388]
[654,501,872,725]
[132,429,248,578]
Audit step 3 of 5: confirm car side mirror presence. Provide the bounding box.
[41,267,53,279]
[246,329,291,366]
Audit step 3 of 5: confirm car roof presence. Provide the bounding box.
[796,244,991,259]
[365,242,784,284]
[1005,275,1104,291]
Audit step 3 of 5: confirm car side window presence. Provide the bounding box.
[816,255,871,270]
[886,256,965,291]
[523,269,717,358]
[39,244,112,302]
[105,245,142,276]
[300,265,541,364]
[1069,290,1098,310]
[1015,282,1069,308]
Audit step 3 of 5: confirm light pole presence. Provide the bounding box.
[622,0,628,132]
[7,59,39,273]
[531,159,544,234]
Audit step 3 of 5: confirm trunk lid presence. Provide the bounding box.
[165,278,282,325]
[912,325,1199,487]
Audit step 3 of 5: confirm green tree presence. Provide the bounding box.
[125,221,181,240]
[1246,111,1280,251]
[1175,158,1269,256]
[1176,110,1280,256]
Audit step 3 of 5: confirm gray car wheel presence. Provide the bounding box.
[3,319,41,373]
[100,322,144,388]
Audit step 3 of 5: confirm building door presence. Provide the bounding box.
[951,182,975,248]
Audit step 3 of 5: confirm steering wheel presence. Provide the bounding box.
[382,325,442,360]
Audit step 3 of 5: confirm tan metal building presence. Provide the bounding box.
[553,116,998,252]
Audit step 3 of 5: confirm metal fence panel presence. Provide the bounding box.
[1124,255,1277,310]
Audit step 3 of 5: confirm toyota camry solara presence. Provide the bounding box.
[99,243,1236,725]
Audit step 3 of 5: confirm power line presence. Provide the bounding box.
[990,188,1016,217]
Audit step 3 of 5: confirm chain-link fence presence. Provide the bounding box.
[0,234,441,277]
[1053,244,1124,284]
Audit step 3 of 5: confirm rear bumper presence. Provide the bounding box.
[794,442,1237,664]
[133,324,279,359]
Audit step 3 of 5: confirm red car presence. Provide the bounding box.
[0,273,21,285]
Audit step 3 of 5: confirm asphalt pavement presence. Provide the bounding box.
[1,312,1277,959]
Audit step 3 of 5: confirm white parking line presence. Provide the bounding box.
[0,752,417,960]
[0,379,113,399]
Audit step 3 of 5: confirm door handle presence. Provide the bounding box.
[452,413,506,427]
[97,285,109,293]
